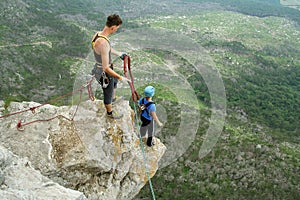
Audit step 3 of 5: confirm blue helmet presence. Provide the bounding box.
[144,86,155,97]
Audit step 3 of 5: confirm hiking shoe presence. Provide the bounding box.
[107,111,123,119]
[147,137,155,147]
[112,96,123,105]
[147,141,155,147]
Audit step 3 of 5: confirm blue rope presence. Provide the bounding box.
[133,102,156,200]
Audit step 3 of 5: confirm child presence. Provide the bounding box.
[139,86,163,147]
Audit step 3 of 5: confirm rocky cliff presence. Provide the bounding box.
[0,100,166,199]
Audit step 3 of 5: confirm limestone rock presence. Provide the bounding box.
[0,100,166,199]
[0,145,86,200]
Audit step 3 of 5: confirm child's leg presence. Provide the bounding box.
[140,116,151,137]
[147,120,155,146]
[140,125,147,137]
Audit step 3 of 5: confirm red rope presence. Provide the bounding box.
[123,56,139,102]
[87,82,95,101]
[0,76,95,130]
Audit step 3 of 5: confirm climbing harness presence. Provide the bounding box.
[91,32,112,89]
[123,55,156,200]
[93,63,114,89]
[101,71,109,88]
[91,33,109,48]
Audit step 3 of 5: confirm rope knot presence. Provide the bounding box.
[30,107,36,114]
[16,120,24,131]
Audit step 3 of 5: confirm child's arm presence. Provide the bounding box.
[151,112,163,127]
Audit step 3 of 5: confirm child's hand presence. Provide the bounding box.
[158,122,163,127]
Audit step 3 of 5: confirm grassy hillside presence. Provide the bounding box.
[134,10,300,134]
[131,10,300,200]
[0,0,104,103]
[183,0,300,24]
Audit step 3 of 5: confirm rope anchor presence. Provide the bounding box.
[0,76,95,131]
[17,120,24,131]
